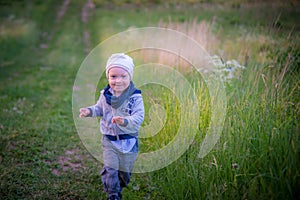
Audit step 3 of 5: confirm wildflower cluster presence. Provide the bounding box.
[202,55,246,83]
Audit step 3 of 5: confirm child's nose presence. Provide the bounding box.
[115,76,122,82]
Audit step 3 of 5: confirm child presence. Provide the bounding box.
[79,53,144,200]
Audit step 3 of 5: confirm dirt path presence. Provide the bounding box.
[81,0,95,54]
[39,0,71,49]
[39,0,97,176]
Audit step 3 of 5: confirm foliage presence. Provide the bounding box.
[0,0,299,199]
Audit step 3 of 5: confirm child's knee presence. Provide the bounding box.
[101,166,120,193]
[118,171,131,188]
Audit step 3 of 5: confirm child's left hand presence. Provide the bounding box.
[112,116,124,125]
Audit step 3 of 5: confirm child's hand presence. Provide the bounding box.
[79,108,90,118]
[111,116,124,125]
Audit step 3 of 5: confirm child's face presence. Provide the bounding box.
[108,67,130,96]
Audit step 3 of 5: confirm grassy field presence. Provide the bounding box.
[1,0,299,199]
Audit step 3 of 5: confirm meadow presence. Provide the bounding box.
[0,0,299,199]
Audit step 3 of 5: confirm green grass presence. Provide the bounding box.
[1,0,299,199]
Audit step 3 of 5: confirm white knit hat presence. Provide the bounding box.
[106,53,134,80]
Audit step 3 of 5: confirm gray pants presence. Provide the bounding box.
[101,136,138,198]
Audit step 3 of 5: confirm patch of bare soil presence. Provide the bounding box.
[49,148,96,176]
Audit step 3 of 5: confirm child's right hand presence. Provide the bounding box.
[79,108,90,118]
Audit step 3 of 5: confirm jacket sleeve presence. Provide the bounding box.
[87,91,104,117]
[118,94,144,134]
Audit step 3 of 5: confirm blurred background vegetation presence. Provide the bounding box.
[0,0,299,199]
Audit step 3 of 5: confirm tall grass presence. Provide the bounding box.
[0,1,299,199]
[136,55,299,199]
[125,17,300,199]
